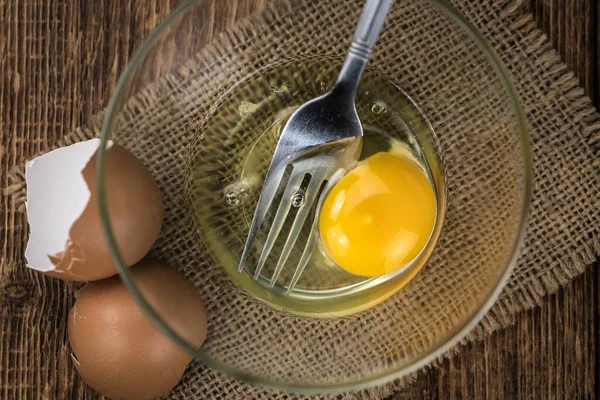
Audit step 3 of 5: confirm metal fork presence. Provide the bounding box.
[238,0,395,291]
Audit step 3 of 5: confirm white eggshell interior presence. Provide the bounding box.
[25,139,112,272]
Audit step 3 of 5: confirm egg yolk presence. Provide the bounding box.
[319,151,436,277]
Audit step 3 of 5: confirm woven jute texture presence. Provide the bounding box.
[4,0,600,398]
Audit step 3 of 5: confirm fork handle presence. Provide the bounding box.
[335,0,394,96]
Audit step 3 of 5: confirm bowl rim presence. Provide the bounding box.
[97,0,532,394]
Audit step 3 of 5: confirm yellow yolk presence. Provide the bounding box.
[318,151,436,277]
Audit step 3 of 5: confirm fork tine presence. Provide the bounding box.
[238,164,287,272]
[286,225,316,293]
[253,171,307,279]
[286,178,332,293]
[269,174,326,287]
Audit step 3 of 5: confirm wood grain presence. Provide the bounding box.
[0,0,598,399]
[530,0,597,100]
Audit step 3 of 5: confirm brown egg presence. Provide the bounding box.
[68,262,207,400]
[25,140,163,281]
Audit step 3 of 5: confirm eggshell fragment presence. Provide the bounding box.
[25,139,164,281]
[68,262,207,400]
[25,139,106,273]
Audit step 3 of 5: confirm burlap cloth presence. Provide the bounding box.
[4,0,600,398]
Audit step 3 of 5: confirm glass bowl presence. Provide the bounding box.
[97,0,530,394]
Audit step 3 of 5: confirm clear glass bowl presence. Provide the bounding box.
[97,0,531,394]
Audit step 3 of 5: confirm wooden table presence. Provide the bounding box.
[0,0,598,398]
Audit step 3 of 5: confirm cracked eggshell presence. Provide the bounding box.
[25,139,164,281]
[68,262,207,400]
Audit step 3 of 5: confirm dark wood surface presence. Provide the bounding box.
[0,0,598,399]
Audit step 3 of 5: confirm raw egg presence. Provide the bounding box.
[25,139,163,281]
[68,262,207,400]
[319,151,436,277]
